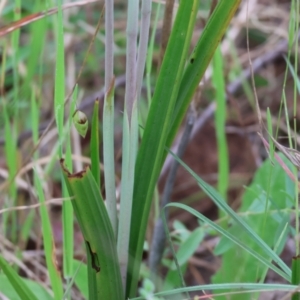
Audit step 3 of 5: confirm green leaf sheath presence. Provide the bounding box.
[61,161,124,300]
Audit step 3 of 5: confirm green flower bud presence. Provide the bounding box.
[72,110,88,138]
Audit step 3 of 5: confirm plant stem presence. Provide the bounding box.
[103,0,117,235]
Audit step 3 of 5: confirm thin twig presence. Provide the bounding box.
[0,197,72,215]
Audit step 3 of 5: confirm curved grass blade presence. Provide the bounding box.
[167,150,291,279]
[164,202,289,281]
[130,283,299,300]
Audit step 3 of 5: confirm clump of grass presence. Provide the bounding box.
[6,1,300,300]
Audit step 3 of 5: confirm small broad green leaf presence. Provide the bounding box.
[163,227,205,294]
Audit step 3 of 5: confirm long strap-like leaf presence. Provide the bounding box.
[167,0,241,153]
[127,1,241,298]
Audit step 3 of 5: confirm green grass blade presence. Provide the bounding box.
[130,283,299,300]
[166,0,241,154]
[228,39,255,108]
[212,46,229,203]
[3,101,17,198]
[21,1,47,100]
[90,99,100,188]
[62,156,74,282]
[11,0,20,116]
[0,255,39,300]
[266,108,275,160]
[54,0,65,157]
[1,40,16,236]
[3,101,17,243]
[61,161,124,299]
[3,12,18,207]
[127,1,199,297]
[34,171,64,300]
